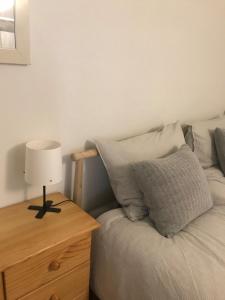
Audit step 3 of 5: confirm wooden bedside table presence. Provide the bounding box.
[0,193,100,300]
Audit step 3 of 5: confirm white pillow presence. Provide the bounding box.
[95,121,185,221]
[185,117,225,168]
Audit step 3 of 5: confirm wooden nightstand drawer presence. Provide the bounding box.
[74,291,89,300]
[0,193,100,300]
[18,262,89,300]
[5,234,91,300]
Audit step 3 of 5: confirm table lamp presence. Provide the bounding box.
[25,140,63,219]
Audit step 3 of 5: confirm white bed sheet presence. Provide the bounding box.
[91,167,225,300]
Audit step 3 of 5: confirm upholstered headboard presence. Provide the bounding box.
[71,149,118,218]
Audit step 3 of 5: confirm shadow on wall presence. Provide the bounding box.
[5,143,28,199]
[63,154,73,199]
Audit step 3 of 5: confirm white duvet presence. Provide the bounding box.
[91,167,225,300]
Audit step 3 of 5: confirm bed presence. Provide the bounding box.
[92,204,225,300]
[71,146,225,300]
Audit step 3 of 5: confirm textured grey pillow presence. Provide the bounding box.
[95,122,185,221]
[132,145,213,237]
[215,128,225,175]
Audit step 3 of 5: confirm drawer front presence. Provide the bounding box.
[5,234,91,300]
[19,262,89,300]
[74,291,89,300]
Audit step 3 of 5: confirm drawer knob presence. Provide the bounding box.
[50,295,60,300]
[49,260,61,271]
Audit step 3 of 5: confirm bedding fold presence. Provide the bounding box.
[91,203,225,300]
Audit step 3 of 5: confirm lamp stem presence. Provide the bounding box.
[43,185,46,208]
[28,184,61,219]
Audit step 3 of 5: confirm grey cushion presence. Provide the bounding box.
[185,116,225,168]
[215,128,225,175]
[132,145,213,237]
[95,122,185,221]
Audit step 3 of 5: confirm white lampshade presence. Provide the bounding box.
[25,140,62,186]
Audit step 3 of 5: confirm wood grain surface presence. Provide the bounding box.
[5,234,91,299]
[0,193,99,272]
[18,262,89,300]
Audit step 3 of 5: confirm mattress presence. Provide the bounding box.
[91,167,225,300]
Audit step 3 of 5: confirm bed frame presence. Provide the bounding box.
[71,149,117,300]
[72,149,97,205]
[71,149,118,217]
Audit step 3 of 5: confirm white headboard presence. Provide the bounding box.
[71,149,118,218]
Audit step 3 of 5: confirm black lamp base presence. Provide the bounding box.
[28,186,61,219]
[28,200,61,219]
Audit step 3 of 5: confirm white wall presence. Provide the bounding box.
[0,0,225,207]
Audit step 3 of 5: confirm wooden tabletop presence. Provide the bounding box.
[0,193,100,271]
